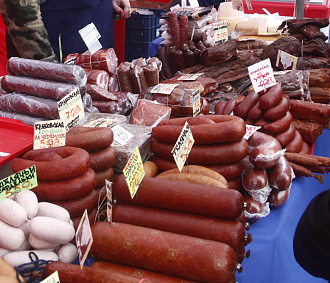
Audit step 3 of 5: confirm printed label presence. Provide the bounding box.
[79,23,102,55]
[244,124,261,140]
[111,125,134,146]
[40,271,60,283]
[192,89,201,117]
[33,120,66,150]
[0,166,37,201]
[276,50,298,70]
[213,21,228,44]
[232,0,244,11]
[83,118,117,128]
[151,83,179,95]
[248,58,277,93]
[171,121,195,172]
[123,147,145,199]
[177,73,203,81]
[105,180,113,223]
[76,209,93,269]
[58,88,85,132]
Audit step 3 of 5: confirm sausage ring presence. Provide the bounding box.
[66,127,113,152]
[263,111,293,135]
[32,168,97,201]
[90,146,117,172]
[95,167,115,187]
[152,114,246,145]
[10,146,90,181]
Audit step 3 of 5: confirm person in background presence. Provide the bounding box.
[293,189,330,281]
[1,0,130,62]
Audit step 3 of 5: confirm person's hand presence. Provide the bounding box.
[113,0,131,19]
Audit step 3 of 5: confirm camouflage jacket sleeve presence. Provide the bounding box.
[0,0,57,62]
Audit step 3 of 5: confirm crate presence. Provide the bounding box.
[126,8,165,29]
[125,41,152,60]
[125,26,158,43]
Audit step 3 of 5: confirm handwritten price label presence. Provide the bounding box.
[78,22,102,55]
[123,147,145,199]
[33,120,66,150]
[177,73,203,81]
[0,166,38,201]
[192,89,201,117]
[171,122,195,172]
[76,209,93,270]
[244,124,261,140]
[232,0,244,11]
[213,21,228,44]
[58,88,85,132]
[40,271,60,283]
[248,58,277,93]
[276,50,298,70]
[151,83,179,95]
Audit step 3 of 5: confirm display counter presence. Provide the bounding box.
[236,129,329,283]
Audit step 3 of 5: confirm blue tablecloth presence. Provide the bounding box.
[236,129,330,283]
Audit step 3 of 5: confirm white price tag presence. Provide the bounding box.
[248,58,276,93]
[105,180,113,223]
[276,50,298,70]
[40,271,60,283]
[213,21,228,44]
[177,73,203,81]
[79,23,102,55]
[244,124,261,140]
[112,125,134,146]
[83,118,117,128]
[192,89,200,117]
[151,83,179,95]
[171,121,195,172]
[232,0,244,11]
[33,120,66,150]
[57,88,85,132]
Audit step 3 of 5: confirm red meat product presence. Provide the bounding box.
[0,93,59,119]
[129,99,171,127]
[84,69,110,89]
[117,62,134,92]
[92,99,132,115]
[179,14,189,49]
[0,109,47,126]
[168,11,180,48]
[90,222,238,283]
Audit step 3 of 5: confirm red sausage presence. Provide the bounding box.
[152,114,246,145]
[263,96,290,121]
[168,11,180,49]
[222,99,237,115]
[179,14,189,49]
[263,111,293,135]
[157,46,174,79]
[242,167,268,191]
[247,101,264,120]
[33,168,97,201]
[10,146,90,181]
[299,141,311,154]
[285,130,303,153]
[214,101,226,114]
[174,49,186,70]
[227,177,243,191]
[112,202,248,252]
[274,123,296,147]
[267,187,291,208]
[112,174,245,220]
[259,84,283,110]
[89,146,117,172]
[267,155,292,191]
[234,91,259,119]
[151,139,249,165]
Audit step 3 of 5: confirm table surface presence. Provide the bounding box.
[236,129,330,283]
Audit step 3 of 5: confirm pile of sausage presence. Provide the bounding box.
[215,84,311,154]
[150,115,248,191]
[0,190,78,276]
[10,145,99,230]
[0,57,87,125]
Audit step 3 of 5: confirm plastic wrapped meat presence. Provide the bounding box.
[73,48,118,75]
[92,99,132,116]
[108,75,119,92]
[129,99,171,127]
[84,69,110,89]
[0,93,59,119]
[143,63,159,87]
[1,75,83,101]
[6,57,87,87]
[0,109,47,125]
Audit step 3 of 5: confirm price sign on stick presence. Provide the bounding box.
[276,50,298,70]
[248,58,276,93]
[213,21,228,44]
[76,209,93,270]
[0,166,37,201]
[171,121,195,172]
[58,88,85,132]
[151,83,179,95]
[79,22,102,55]
[123,147,145,199]
[105,179,113,223]
[40,271,60,283]
[33,120,66,150]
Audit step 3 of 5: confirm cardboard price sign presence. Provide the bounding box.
[123,147,145,199]
[213,21,228,44]
[171,121,195,172]
[76,209,93,269]
[57,88,85,132]
[0,166,37,201]
[248,58,276,93]
[78,22,102,55]
[40,271,60,283]
[276,50,298,70]
[33,120,66,150]
[151,83,179,95]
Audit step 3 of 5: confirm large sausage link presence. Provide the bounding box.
[112,175,245,220]
[234,91,259,119]
[10,146,90,181]
[89,146,117,172]
[285,130,303,153]
[263,111,293,135]
[247,101,264,120]
[263,96,290,121]
[151,139,248,165]
[267,155,292,191]
[112,203,248,252]
[274,123,296,147]
[90,222,238,283]
[152,114,246,145]
[222,99,237,115]
[259,84,283,110]
[157,46,174,79]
